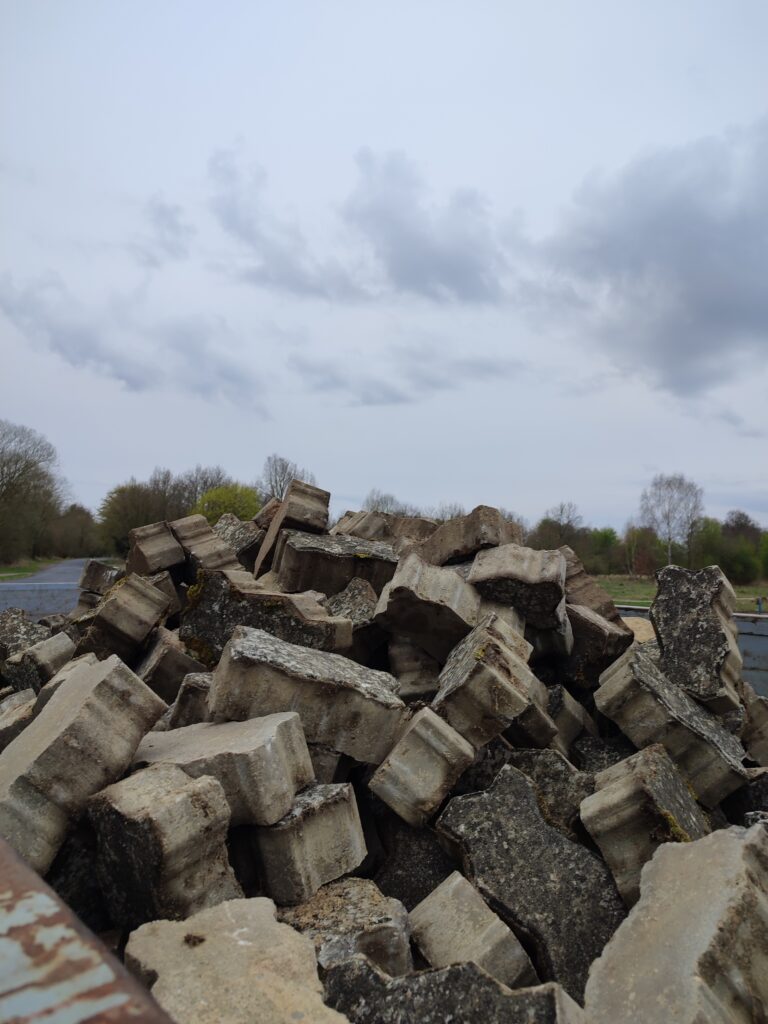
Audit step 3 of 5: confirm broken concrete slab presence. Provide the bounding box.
[253,479,331,577]
[742,682,768,766]
[468,544,567,629]
[373,552,480,662]
[133,713,315,826]
[584,823,768,1024]
[437,764,625,1002]
[332,508,439,549]
[167,671,211,729]
[146,569,182,620]
[324,957,586,1024]
[275,530,399,597]
[566,603,634,688]
[651,565,743,714]
[580,743,711,905]
[414,504,522,566]
[505,748,595,841]
[560,545,625,623]
[0,654,166,872]
[1,631,76,694]
[89,763,242,928]
[570,731,637,773]
[210,626,408,764]
[369,708,475,826]
[277,877,412,974]
[594,644,749,807]
[255,783,366,904]
[213,511,265,572]
[135,626,206,703]
[388,636,440,701]
[325,576,387,665]
[254,495,282,529]
[0,693,35,753]
[410,871,538,989]
[179,568,352,664]
[77,573,170,662]
[547,683,599,751]
[169,513,241,575]
[0,607,50,666]
[78,558,122,595]
[125,897,347,1024]
[126,521,186,576]
[373,814,458,911]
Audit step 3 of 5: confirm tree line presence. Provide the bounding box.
[1,418,766,582]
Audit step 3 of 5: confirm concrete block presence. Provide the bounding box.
[0,608,50,665]
[125,897,347,1024]
[594,644,749,807]
[580,743,711,905]
[88,763,242,928]
[210,626,408,764]
[742,682,768,765]
[308,743,351,783]
[325,577,387,665]
[584,824,768,1024]
[547,684,598,751]
[0,694,35,753]
[133,712,315,825]
[213,511,265,572]
[146,570,182,619]
[566,603,634,688]
[78,558,122,594]
[0,654,165,872]
[255,783,366,904]
[169,513,241,574]
[414,504,522,566]
[1,632,76,694]
[506,748,596,841]
[167,671,211,728]
[126,521,186,575]
[560,544,625,622]
[254,494,282,529]
[388,635,440,701]
[253,479,331,577]
[278,877,412,974]
[275,530,398,597]
[369,708,474,826]
[135,626,206,702]
[409,871,538,988]
[373,552,480,662]
[78,573,170,661]
[468,544,567,628]
[33,652,99,714]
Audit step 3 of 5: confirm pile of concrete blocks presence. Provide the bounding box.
[1,489,767,1024]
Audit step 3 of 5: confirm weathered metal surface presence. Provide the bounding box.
[0,838,173,1023]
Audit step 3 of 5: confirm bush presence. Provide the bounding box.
[192,484,261,525]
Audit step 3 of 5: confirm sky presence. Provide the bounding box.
[2,1,767,529]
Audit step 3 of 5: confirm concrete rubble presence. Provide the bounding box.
[0,481,765,1022]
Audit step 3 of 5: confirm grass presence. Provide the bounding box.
[0,557,64,580]
[595,575,768,614]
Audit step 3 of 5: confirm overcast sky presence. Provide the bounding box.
[2,1,767,528]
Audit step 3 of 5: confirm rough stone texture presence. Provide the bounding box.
[505,748,595,841]
[89,763,242,928]
[721,769,768,826]
[410,871,538,988]
[332,508,439,549]
[414,504,522,566]
[388,636,440,701]
[45,820,110,933]
[369,708,474,826]
[325,958,586,1024]
[594,644,749,807]
[253,479,331,577]
[0,694,35,752]
[437,765,626,1002]
[33,652,99,715]
[584,824,768,1024]
[741,682,768,766]
[126,521,186,575]
[133,713,315,826]
[580,743,711,905]
[147,570,182,619]
[78,573,170,661]
[254,495,282,529]
[125,897,347,1024]
[432,613,557,750]
[525,614,575,662]
[213,512,265,572]
[308,744,351,783]
[476,601,532,660]
[168,513,242,576]
[135,626,206,702]
[0,654,166,872]
[254,783,366,904]
[566,603,634,689]
[275,530,398,597]
[210,626,408,764]
[0,608,50,665]
[179,568,352,664]
[1,631,76,694]
[373,816,457,911]
[452,736,517,797]
[277,878,412,974]
[167,671,211,728]
[570,732,637,774]
[373,552,480,662]
[651,565,743,713]
[547,684,598,751]
[468,545,567,629]
[324,577,387,665]
[78,558,122,595]
[560,545,624,623]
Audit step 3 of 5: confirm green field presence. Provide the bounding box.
[0,558,63,580]
[595,575,768,614]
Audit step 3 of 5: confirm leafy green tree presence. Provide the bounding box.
[192,484,261,525]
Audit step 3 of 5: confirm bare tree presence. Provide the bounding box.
[640,473,704,565]
[257,454,316,502]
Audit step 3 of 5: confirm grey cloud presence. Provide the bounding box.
[130,195,196,268]
[392,343,527,395]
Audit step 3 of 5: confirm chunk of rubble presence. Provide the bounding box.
[324,958,586,1024]
[125,897,347,1024]
[505,748,595,841]
[566,603,633,688]
[388,636,441,700]
[414,504,522,566]
[374,552,480,662]
[1,631,75,693]
[584,824,768,1024]
[410,871,538,988]
[741,682,768,766]
[77,573,170,661]
[437,765,625,1002]
[126,521,186,575]
[169,513,241,575]
[570,732,637,773]
[179,569,351,664]
[650,565,743,713]
[253,479,331,577]
[547,684,598,751]
[210,626,407,763]
[212,511,265,572]
[431,613,557,749]
[0,607,50,665]
[580,744,711,905]
[332,508,438,548]
[277,877,412,974]
[594,644,749,807]
[560,545,625,622]
[135,626,206,702]
[255,495,282,529]
[373,814,457,910]
[369,708,474,826]
[468,544,567,629]
[88,763,242,928]
[0,654,165,872]
[255,783,366,904]
[78,558,122,595]
[146,569,182,619]
[133,713,315,825]
[275,530,399,597]
[721,768,768,826]
[325,577,386,665]
[167,671,211,728]
[0,692,35,752]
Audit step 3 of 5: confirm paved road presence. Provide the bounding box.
[0,558,87,618]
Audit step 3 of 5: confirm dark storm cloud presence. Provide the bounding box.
[130,195,196,267]
[542,119,768,396]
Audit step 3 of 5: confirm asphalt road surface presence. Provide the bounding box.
[0,558,87,618]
